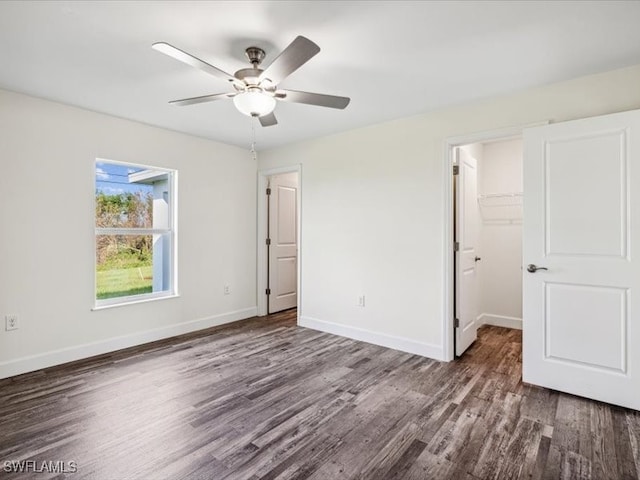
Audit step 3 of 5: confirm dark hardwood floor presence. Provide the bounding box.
[1,310,639,480]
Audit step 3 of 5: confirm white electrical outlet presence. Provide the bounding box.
[5,314,18,331]
[224,284,231,295]
[358,296,365,307]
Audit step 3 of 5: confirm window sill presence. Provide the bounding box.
[92,293,180,311]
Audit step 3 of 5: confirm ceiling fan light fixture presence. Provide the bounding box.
[233,89,276,117]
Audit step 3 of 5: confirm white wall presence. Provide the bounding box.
[0,89,257,378]
[258,64,640,360]
[477,138,523,329]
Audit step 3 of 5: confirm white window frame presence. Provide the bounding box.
[93,158,178,309]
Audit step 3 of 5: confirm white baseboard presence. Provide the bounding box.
[478,313,522,330]
[0,307,257,380]
[299,316,445,361]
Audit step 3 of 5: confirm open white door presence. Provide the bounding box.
[523,109,640,410]
[455,148,480,356]
[268,173,298,313]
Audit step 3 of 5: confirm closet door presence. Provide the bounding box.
[455,148,480,356]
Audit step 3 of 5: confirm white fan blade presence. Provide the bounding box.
[259,36,320,85]
[153,42,241,87]
[259,112,278,127]
[169,92,236,107]
[277,89,350,109]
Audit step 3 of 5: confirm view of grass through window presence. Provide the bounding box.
[95,163,154,300]
[96,234,153,299]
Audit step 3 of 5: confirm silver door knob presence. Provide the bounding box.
[527,264,548,273]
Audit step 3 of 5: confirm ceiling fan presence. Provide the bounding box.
[152,36,350,127]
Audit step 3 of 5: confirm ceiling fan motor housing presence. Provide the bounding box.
[234,68,263,86]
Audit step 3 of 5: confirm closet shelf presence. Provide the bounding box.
[477,192,522,222]
[478,192,522,206]
[477,192,523,199]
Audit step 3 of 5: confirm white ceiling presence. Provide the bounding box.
[1,1,640,150]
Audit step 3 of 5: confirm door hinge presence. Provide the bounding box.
[266,238,271,245]
[266,187,271,195]
[266,288,271,295]
[454,242,460,252]
[454,318,460,328]
[453,165,459,175]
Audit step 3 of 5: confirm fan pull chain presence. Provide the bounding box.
[249,118,257,161]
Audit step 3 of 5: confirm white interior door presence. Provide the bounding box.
[523,109,640,410]
[268,173,298,313]
[455,148,480,356]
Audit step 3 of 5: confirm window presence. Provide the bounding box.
[95,160,177,307]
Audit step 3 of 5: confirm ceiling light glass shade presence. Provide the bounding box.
[233,90,276,117]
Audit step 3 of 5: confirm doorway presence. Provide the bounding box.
[453,138,523,357]
[257,165,301,318]
[443,123,542,361]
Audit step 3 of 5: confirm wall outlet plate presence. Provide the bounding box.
[224,284,231,295]
[358,296,365,307]
[5,314,18,331]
